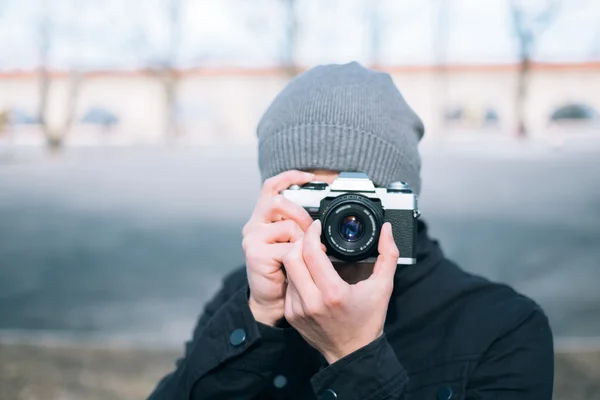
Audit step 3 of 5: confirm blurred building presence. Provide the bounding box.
[0,62,599,146]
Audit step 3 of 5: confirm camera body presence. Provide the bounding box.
[282,172,420,265]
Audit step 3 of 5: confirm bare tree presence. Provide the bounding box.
[509,0,561,137]
[366,1,431,68]
[37,4,83,151]
[280,0,299,76]
[433,0,450,132]
[129,0,184,140]
[366,0,382,68]
[246,0,297,76]
[162,0,183,140]
[37,13,55,147]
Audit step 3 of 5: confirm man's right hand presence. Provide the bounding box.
[242,170,315,326]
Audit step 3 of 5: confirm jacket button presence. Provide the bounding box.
[323,389,338,400]
[273,374,287,389]
[229,328,246,346]
[437,386,453,400]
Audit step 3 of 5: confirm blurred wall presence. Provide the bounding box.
[0,62,599,144]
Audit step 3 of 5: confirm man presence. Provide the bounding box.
[149,62,554,399]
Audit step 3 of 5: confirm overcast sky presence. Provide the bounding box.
[1,0,599,70]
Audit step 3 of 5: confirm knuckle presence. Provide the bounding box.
[286,221,302,239]
[391,242,400,256]
[244,246,261,264]
[304,301,323,317]
[271,194,284,206]
[241,223,252,239]
[293,226,304,242]
[281,170,299,180]
[324,288,344,307]
[241,237,251,252]
[269,195,285,213]
[242,220,260,237]
[287,227,299,241]
[386,244,400,259]
[263,177,278,191]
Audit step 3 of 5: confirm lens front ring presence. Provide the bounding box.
[321,194,384,262]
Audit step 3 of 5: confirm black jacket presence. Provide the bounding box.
[149,222,554,399]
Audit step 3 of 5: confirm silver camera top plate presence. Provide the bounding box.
[330,172,376,193]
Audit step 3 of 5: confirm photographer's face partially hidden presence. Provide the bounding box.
[307,169,376,285]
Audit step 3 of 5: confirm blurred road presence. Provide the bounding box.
[0,138,599,348]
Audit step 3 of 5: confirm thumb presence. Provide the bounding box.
[372,222,400,284]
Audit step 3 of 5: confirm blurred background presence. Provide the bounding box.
[1,0,599,399]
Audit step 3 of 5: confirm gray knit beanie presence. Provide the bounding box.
[257,61,425,194]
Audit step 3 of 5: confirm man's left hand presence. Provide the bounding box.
[282,220,399,364]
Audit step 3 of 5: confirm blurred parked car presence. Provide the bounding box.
[550,103,599,122]
[9,109,40,125]
[81,107,120,129]
[548,103,600,147]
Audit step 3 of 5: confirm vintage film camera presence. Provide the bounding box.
[282,172,420,264]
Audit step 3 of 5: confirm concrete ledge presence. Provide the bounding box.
[0,342,598,400]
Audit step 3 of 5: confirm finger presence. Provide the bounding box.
[261,170,315,197]
[284,278,304,323]
[259,195,314,231]
[253,220,305,244]
[303,220,346,290]
[284,279,294,319]
[244,242,292,268]
[283,238,319,298]
[286,279,302,310]
[371,222,400,283]
[268,243,294,263]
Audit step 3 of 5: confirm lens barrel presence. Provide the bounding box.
[321,194,383,262]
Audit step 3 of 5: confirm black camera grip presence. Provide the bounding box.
[383,209,417,259]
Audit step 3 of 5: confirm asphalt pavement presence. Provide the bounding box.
[0,139,599,348]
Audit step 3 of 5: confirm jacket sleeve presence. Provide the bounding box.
[308,306,553,400]
[147,272,289,399]
[466,307,554,399]
[310,335,409,400]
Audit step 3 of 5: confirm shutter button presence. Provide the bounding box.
[229,328,246,347]
[302,182,328,190]
[437,386,453,400]
[323,389,338,399]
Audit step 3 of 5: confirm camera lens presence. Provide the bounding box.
[320,194,384,263]
[339,216,363,242]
